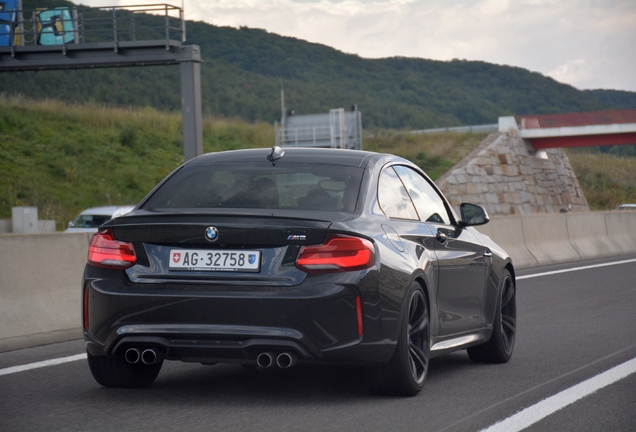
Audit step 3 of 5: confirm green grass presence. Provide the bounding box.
[364,130,487,180]
[565,150,636,210]
[2,96,634,230]
[0,96,272,228]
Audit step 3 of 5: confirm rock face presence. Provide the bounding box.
[435,132,589,216]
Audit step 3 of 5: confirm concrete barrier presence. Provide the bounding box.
[566,212,616,260]
[1,211,636,353]
[522,214,582,266]
[0,232,91,352]
[476,216,539,268]
[477,211,636,269]
[605,211,636,254]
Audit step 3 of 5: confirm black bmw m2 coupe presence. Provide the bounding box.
[83,147,516,396]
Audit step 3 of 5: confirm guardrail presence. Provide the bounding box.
[1,211,635,352]
[410,124,499,134]
[0,3,184,50]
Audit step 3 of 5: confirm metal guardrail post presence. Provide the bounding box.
[164,4,169,50]
[130,10,135,41]
[180,6,185,43]
[72,8,79,44]
[112,7,118,52]
[180,45,203,161]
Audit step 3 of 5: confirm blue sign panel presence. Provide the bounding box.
[0,0,18,47]
[37,7,74,45]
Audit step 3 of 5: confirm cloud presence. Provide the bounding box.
[76,0,636,91]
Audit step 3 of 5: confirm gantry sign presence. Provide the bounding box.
[0,3,203,161]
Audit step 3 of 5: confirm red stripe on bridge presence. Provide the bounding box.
[529,132,636,149]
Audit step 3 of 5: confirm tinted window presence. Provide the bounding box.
[393,165,451,224]
[142,163,362,213]
[378,167,419,220]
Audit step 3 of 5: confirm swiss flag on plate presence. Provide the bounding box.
[172,252,181,263]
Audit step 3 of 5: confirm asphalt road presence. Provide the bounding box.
[2,255,635,432]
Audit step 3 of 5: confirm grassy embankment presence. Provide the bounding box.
[566,151,636,210]
[1,96,634,229]
[0,96,272,228]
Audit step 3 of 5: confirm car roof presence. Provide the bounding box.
[187,147,383,168]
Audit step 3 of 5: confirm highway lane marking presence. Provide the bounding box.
[0,353,86,377]
[517,258,636,280]
[480,357,636,432]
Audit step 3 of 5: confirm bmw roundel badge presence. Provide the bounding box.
[205,226,219,242]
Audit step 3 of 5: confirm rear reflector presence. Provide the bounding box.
[83,288,89,330]
[356,295,363,337]
[295,234,375,273]
[87,229,136,269]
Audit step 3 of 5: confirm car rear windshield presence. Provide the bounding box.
[142,162,363,213]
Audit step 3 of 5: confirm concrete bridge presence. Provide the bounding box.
[437,109,636,216]
[514,109,636,150]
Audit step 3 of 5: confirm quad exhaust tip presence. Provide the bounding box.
[125,347,162,365]
[141,349,158,365]
[256,351,300,369]
[256,351,275,369]
[276,352,298,369]
[125,348,141,364]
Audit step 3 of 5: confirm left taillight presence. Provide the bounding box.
[87,228,136,270]
[295,234,375,273]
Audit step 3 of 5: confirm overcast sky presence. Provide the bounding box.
[80,0,636,92]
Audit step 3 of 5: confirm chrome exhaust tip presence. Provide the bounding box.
[276,352,298,369]
[124,348,141,364]
[256,352,275,369]
[141,348,158,365]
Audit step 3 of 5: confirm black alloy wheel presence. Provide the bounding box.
[370,283,430,396]
[407,289,429,385]
[467,269,516,363]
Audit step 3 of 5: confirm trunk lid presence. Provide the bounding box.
[110,213,331,287]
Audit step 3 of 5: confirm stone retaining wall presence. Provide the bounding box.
[436,132,589,216]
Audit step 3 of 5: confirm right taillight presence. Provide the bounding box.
[295,234,375,273]
[87,229,136,270]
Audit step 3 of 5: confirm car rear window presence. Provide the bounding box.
[142,162,363,213]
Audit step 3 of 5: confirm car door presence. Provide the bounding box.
[392,165,489,337]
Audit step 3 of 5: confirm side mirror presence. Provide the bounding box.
[68,221,76,228]
[459,203,489,227]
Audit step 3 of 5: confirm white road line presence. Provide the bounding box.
[517,258,636,280]
[0,353,86,377]
[481,357,636,432]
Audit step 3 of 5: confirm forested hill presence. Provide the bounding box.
[4,0,636,129]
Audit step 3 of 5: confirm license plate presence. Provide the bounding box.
[169,249,261,272]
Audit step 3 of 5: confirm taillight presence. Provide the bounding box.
[87,229,136,269]
[295,234,375,273]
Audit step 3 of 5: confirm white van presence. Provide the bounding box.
[64,205,135,233]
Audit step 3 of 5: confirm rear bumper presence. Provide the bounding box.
[83,266,396,366]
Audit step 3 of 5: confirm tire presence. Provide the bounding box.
[87,351,162,388]
[467,269,516,363]
[369,283,430,396]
